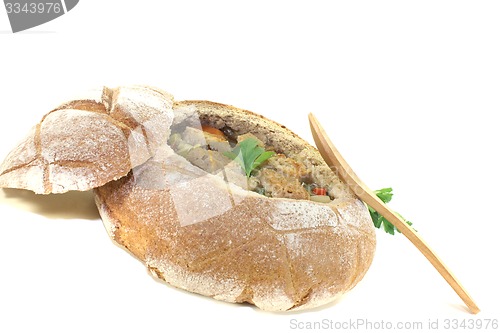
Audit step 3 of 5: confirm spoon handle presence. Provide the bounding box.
[308,113,480,314]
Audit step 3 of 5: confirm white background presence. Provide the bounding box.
[1,1,499,332]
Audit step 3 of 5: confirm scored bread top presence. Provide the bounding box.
[0,86,174,194]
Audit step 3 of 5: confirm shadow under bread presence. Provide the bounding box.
[0,188,100,220]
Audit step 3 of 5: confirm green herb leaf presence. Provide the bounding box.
[374,187,394,204]
[368,187,415,235]
[223,151,239,161]
[382,217,396,235]
[252,151,275,170]
[223,138,275,178]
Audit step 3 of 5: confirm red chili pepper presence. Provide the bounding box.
[312,187,327,196]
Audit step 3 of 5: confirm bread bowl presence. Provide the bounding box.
[94,100,377,311]
[0,86,376,311]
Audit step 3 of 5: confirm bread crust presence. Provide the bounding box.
[0,86,174,194]
[94,100,377,311]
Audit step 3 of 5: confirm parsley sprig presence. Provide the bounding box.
[223,138,275,178]
[368,188,415,235]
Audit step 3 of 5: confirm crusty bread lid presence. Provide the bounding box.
[0,86,174,194]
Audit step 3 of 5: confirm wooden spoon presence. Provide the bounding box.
[308,113,480,314]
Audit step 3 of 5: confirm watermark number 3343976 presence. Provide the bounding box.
[3,0,79,33]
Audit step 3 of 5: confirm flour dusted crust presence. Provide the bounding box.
[94,100,377,311]
[0,86,174,194]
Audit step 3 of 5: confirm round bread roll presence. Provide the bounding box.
[94,100,377,311]
[0,86,174,194]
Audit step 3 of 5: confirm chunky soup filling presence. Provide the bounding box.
[168,122,335,204]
